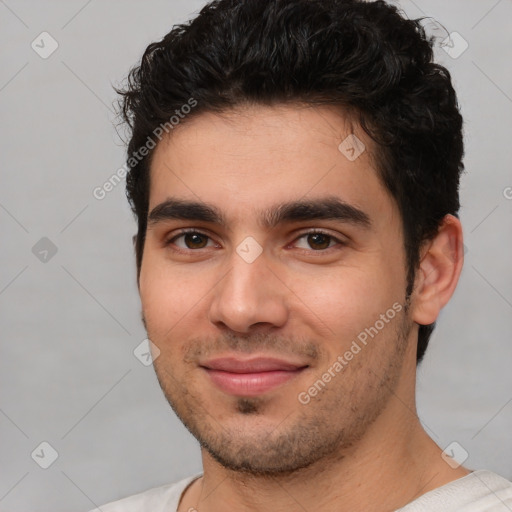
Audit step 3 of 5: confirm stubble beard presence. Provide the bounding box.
[151,311,412,478]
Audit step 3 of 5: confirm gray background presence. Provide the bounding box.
[0,1,511,511]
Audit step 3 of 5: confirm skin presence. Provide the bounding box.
[139,104,470,512]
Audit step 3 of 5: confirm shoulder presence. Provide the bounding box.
[400,469,512,512]
[467,470,512,510]
[88,474,202,512]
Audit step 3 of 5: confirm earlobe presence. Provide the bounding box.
[133,234,140,291]
[411,214,464,326]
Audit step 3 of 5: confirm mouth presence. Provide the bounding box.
[200,356,309,397]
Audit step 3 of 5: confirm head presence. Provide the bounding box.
[116,0,465,475]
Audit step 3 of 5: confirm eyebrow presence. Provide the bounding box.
[147,196,372,231]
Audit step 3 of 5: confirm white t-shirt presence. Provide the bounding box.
[90,469,512,512]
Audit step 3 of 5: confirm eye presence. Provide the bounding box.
[164,228,345,254]
[165,229,217,251]
[292,230,345,251]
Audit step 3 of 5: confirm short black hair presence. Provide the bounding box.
[115,0,465,365]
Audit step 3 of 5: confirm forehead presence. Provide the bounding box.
[147,104,397,231]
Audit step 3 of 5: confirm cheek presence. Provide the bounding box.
[139,256,200,333]
[290,264,402,341]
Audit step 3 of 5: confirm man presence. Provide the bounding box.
[95,0,512,510]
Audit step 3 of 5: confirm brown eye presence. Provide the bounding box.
[166,230,215,251]
[293,230,342,252]
[182,232,209,249]
[306,232,332,250]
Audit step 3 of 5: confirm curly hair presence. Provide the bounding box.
[115,0,465,365]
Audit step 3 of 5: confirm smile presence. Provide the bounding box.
[203,368,307,396]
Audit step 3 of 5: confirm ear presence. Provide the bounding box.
[411,214,465,326]
[133,233,142,292]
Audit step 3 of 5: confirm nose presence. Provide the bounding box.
[208,247,289,334]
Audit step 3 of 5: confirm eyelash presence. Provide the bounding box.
[164,228,346,255]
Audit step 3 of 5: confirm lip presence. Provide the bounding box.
[201,356,307,373]
[200,356,309,396]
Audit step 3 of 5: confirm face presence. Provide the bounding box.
[139,104,415,476]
